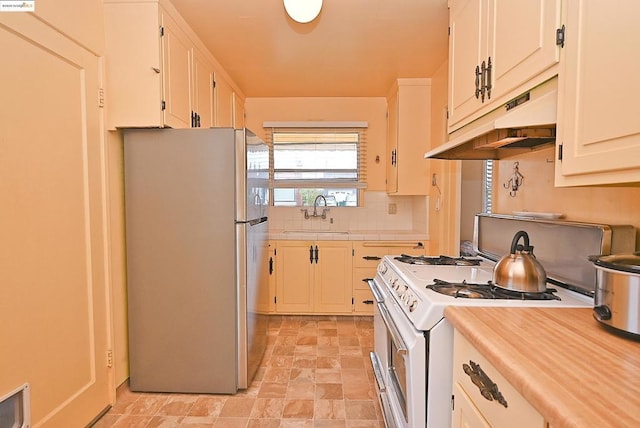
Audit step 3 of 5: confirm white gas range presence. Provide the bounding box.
[368,214,636,428]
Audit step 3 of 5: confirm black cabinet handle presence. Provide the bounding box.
[480,60,487,102]
[362,300,374,305]
[269,257,273,275]
[363,256,382,261]
[485,57,492,100]
[309,245,314,264]
[314,245,319,264]
[191,111,195,127]
[475,65,481,99]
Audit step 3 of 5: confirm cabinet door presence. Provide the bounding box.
[314,242,353,313]
[103,1,163,129]
[488,0,560,104]
[192,47,215,128]
[0,14,110,426]
[386,90,399,193]
[215,75,234,127]
[275,241,314,313]
[448,0,486,131]
[452,383,492,428]
[555,1,640,186]
[161,9,192,128]
[448,0,560,132]
[387,80,431,195]
[256,241,275,313]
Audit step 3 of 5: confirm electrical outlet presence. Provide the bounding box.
[388,203,397,214]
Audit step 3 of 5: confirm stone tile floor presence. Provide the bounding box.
[92,315,384,427]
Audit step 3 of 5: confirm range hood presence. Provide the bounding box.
[425,79,558,160]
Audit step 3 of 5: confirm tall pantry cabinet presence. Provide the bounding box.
[0,2,112,427]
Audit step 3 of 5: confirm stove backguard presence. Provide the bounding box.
[473,214,636,296]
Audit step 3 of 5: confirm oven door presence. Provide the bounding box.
[377,293,426,428]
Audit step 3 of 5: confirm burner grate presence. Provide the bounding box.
[427,279,561,301]
[394,255,481,266]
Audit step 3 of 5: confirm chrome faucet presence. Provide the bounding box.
[313,195,327,217]
[301,195,330,219]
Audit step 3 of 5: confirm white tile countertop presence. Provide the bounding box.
[268,229,429,242]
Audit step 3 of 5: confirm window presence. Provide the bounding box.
[265,125,367,207]
[483,160,493,213]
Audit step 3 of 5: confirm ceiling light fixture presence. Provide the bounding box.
[283,0,323,24]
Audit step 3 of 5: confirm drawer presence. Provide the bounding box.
[453,331,545,428]
[353,243,386,268]
[353,288,375,314]
[354,267,377,290]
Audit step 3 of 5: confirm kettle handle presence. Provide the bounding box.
[510,231,530,254]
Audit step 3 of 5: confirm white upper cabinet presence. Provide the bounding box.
[386,78,432,195]
[104,0,234,130]
[191,46,215,129]
[555,0,640,186]
[448,0,561,132]
[160,9,192,128]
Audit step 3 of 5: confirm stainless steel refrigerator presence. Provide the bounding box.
[123,128,269,393]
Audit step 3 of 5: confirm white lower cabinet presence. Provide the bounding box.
[352,241,427,314]
[452,330,546,428]
[274,240,353,314]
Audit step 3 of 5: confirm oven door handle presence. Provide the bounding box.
[367,279,385,304]
[378,302,408,355]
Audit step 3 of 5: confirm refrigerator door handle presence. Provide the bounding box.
[236,217,268,226]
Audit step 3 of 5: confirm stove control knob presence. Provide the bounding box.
[408,299,418,312]
[379,264,388,275]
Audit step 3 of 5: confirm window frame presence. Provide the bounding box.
[263,122,368,207]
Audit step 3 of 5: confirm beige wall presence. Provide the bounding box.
[244,97,388,191]
[494,147,640,249]
[427,60,462,255]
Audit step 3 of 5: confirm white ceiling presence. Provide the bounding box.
[170,0,450,98]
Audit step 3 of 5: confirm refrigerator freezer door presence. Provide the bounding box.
[236,129,269,222]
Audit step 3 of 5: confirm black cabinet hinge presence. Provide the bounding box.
[212,79,216,89]
[161,100,166,110]
[448,26,451,36]
[556,25,565,47]
[274,296,277,304]
[452,394,455,411]
[160,26,165,37]
[352,297,355,304]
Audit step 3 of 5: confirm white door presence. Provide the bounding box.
[0,14,111,427]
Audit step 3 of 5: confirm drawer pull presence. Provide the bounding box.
[362,300,374,305]
[363,256,382,261]
[463,360,508,408]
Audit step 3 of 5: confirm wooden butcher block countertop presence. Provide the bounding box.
[445,307,640,428]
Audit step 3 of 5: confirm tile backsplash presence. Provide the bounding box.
[268,191,428,233]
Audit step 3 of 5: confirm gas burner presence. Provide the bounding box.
[427,279,561,301]
[394,255,482,266]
